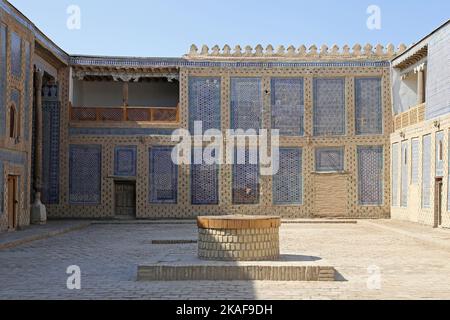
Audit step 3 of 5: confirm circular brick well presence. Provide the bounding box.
[197,215,281,261]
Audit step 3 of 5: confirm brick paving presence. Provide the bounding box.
[0,220,450,300]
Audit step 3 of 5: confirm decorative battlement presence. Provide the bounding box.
[186,44,408,60]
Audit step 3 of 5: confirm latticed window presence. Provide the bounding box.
[315,147,344,172]
[271,78,304,136]
[69,145,102,205]
[358,146,383,205]
[313,78,345,136]
[149,147,178,204]
[189,77,221,134]
[355,78,382,135]
[273,148,302,205]
[231,78,262,131]
[232,147,259,204]
[411,138,419,184]
[436,131,444,177]
[191,148,219,205]
[401,141,409,207]
[422,135,431,208]
[391,143,399,206]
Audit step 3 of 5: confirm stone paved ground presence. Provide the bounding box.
[0,220,450,300]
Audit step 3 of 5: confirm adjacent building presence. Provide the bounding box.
[0,0,448,232]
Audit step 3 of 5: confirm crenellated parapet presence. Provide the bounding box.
[186,43,407,60]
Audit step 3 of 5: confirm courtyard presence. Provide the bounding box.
[0,220,449,300]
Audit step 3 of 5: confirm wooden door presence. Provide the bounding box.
[7,176,18,230]
[115,181,136,217]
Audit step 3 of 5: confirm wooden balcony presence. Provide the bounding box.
[393,103,425,131]
[70,105,180,124]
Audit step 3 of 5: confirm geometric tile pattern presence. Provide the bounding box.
[355,78,382,135]
[271,78,304,136]
[358,146,384,205]
[10,31,21,78]
[191,148,219,205]
[24,41,31,141]
[435,131,444,177]
[391,143,399,207]
[114,146,137,177]
[149,147,177,204]
[233,147,259,204]
[422,135,431,209]
[42,101,60,204]
[231,78,262,131]
[401,141,408,207]
[315,147,344,172]
[411,138,419,185]
[189,77,221,134]
[313,78,345,136]
[0,24,6,136]
[273,148,302,205]
[69,145,102,205]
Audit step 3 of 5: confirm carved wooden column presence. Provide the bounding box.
[416,63,426,104]
[31,69,47,225]
[123,81,129,121]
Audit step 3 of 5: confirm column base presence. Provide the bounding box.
[31,202,47,225]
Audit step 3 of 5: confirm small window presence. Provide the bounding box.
[9,105,16,138]
[439,140,443,161]
[315,147,344,172]
[404,148,408,165]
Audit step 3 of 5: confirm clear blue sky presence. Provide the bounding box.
[8,0,450,57]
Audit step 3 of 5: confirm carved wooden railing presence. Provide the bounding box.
[393,103,425,131]
[70,105,180,123]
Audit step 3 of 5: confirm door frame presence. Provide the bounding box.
[113,179,137,218]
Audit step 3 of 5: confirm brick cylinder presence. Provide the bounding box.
[197,216,281,261]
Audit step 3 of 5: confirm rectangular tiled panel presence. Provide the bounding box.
[191,148,219,205]
[355,78,382,135]
[150,147,177,204]
[392,143,399,207]
[422,135,431,208]
[0,24,6,136]
[69,145,102,205]
[273,148,303,205]
[233,147,259,204]
[42,101,60,204]
[401,141,408,207]
[24,41,31,141]
[231,78,262,131]
[189,77,221,134]
[114,146,137,177]
[271,78,304,136]
[313,78,345,136]
[411,138,419,185]
[315,147,344,172]
[358,146,383,205]
[10,31,21,78]
[436,131,444,177]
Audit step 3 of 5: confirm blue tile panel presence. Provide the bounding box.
[358,146,384,205]
[313,78,345,136]
[232,147,259,204]
[436,131,444,177]
[69,145,102,205]
[425,25,450,120]
[401,141,409,207]
[231,78,262,131]
[0,24,6,136]
[0,150,27,215]
[69,127,176,136]
[273,148,303,205]
[355,78,382,135]
[411,138,419,185]
[271,78,304,136]
[114,146,137,177]
[10,31,21,78]
[24,41,31,141]
[149,147,178,204]
[191,148,219,205]
[189,77,221,134]
[422,135,431,208]
[42,101,60,204]
[391,143,399,207]
[315,147,344,172]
